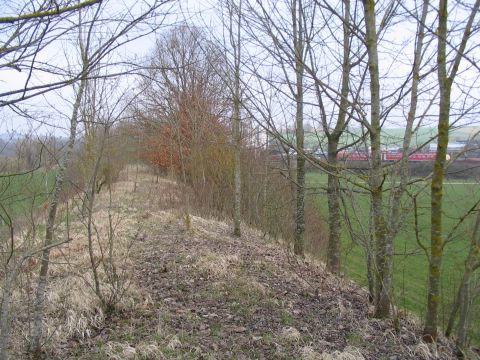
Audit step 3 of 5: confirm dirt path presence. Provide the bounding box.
[58,173,456,360]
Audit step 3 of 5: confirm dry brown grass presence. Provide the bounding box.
[194,251,240,278]
[3,166,461,359]
[4,166,161,357]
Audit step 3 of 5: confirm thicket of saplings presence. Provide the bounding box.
[139,132,327,259]
[0,130,132,357]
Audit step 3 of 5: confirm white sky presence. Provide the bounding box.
[1,0,479,145]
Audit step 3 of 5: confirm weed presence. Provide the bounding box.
[210,323,221,337]
[280,310,294,326]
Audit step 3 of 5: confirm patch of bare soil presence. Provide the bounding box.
[56,172,457,359]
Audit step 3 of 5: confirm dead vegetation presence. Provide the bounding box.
[5,167,461,359]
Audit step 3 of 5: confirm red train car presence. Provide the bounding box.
[337,151,370,161]
[337,150,445,162]
[384,152,438,161]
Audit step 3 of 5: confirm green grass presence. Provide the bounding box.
[0,169,55,222]
[306,170,480,341]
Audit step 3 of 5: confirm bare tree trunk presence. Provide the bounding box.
[446,208,480,353]
[85,127,109,307]
[293,0,305,257]
[363,0,389,318]
[366,209,375,302]
[424,0,480,342]
[388,0,428,225]
[326,143,341,273]
[456,272,471,353]
[423,0,449,341]
[30,76,86,357]
[445,288,459,338]
[231,0,242,237]
[445,266,479,342]
[326,0,350,274]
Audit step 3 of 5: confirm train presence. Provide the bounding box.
[337,150,445,162]
[333,142,480,162]
[268,141,480,163]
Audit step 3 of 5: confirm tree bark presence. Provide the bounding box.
[326,0,351,274]
[423,0,449,342]
[363,0,390,318]
[293,0,305,257]
[326,143,341,273]
[424,0,480,342]
[232,0,242,237]
[446,208,480,351]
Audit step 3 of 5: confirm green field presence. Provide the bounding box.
[0,169,55,223]
[307,170,480,341]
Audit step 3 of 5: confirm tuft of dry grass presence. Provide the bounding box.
[194,251,240,278]
[280,326,301,342]
[414,342,437,360]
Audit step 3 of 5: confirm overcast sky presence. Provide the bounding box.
[1,0,479,143]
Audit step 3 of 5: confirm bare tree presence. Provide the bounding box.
[224,0,243,237]
[445,207,480,353]
[307,0,355,274]
[76,74,135,313]
[26,2,177,356]
[424,0,480,343]
[0,1,100,108]
[292,0,306,257]
[135,25,229,200]
[236,0,312,256]
[29,13,91,355]
[361,0,391,318]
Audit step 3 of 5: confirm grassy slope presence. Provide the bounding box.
[306,171,480,342]
[8,169,459,359]
[0,169,55,220]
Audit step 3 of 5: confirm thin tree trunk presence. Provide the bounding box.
[85,127,108,306]
[445,287,460,338]
[424,0,480,341]
[446,209,480,350]
[326,0,350,274]
[30,77,86,357]
[293,0,305,257]
[232,0,242,237]
[326,144,341,273]
[387,0,428,245]
[363,0,389,318]
[424,0,449,342]
[366,209,375,302]
[456,271,471,354]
